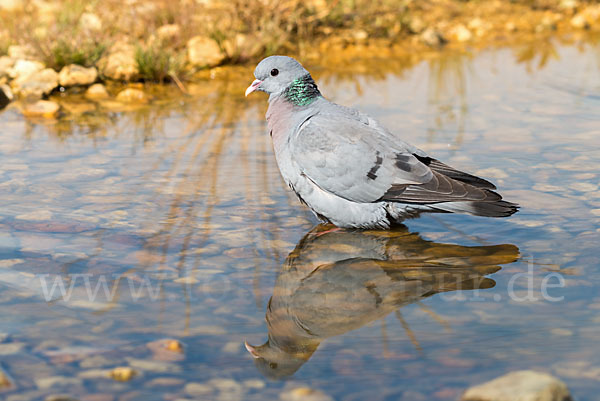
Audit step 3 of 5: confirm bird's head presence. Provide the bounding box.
[244,339,315,380]
[245,56,312,98]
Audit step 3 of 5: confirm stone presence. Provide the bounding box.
[461,370,572,401]
[570,13,589,29]
[35,376,82,389]
[0,0,23,11]
[12,68,58,98]
[0,366,13,389]
[8,59,44,80]
[116,88,148,103]
[0,56,15,78]
[187,35,225,68]
[58,64,98,87]
[450,24,472,42]
[156,24,181,41]
[0,84,12,109]
[184,382,212,396]
[108,366,137,381]
[22,100,60,118]
[280,387,334,401]
[99,41,139,81]
[7,44,36,59]
[44,395,79,401]
[420,28,446,47]
[408,16,426,33]
[79,12,102,32]
[85,83,109,99]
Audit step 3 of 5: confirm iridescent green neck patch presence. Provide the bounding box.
[283,74,321,106]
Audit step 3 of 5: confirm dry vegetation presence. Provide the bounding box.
[0,0,599,83]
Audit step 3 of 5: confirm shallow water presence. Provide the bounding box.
[0,37,599,401]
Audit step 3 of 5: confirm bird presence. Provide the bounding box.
[245,56,518,229]
[244,224,520,379]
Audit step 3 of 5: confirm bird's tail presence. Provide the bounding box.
[430,200,519,218]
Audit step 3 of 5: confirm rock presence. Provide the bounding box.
[461,370,572,401]
[35,376,82,390]
[450,24,472,42]
[408,16,426,34]
[22,100,60,118]
[7,44,36,60]
[420,27,446,47]
[352,29,368,42]
[571,13,589,29]
[280,387,334,401]
[8,59,44,80]
[0,0,23,11]
[44,395,79,401]
[187,35,226,68]
[12,67,58,98]
[184,382,212,396]
[108,366,137,382]
[84,83,109,99]
[99,41,139,81]
[0,84,12,109]
[156,24,181,41]
[79,12,102,32]
[58,65,98,87]
[0,56,15,78]
[115,88,148,103]
[0,366,13,389]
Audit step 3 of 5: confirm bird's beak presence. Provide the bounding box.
[244,340,261,358]
[245,79,262,97]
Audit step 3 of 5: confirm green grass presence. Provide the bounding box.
[135,44,185,83]
[50,39,107,69]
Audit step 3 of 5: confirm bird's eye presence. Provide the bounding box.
[270,68,279,77]
[269,362,278,369]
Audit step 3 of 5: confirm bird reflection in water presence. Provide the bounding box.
[245,224,519,379]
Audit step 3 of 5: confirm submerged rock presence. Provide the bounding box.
[280,387,334,401]
[85,83,109,99]
[116,88,148,103]
[58,64,98,87]
[461,370,572,401]
[0,366,13,389]
[99,41,139,81]
[108,366,137,381]
[22,100,60,118]
[187,35,226,68]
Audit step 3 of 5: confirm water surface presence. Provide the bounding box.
[0,37,599,401]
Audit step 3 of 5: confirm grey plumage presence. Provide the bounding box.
[245,225,520,379]
[246,56,518,228]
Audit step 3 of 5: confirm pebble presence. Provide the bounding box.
[22,100,60,118]
[108,366,137,381]
[35,376,82,390]
[116,88,149,103]
[184,382,212,396]
[461,370,571,401]
[280,387,334,401]
[85,83,110,99]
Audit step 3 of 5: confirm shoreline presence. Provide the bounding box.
[0,0,599,115]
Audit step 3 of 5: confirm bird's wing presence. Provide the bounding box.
[291,112,502,205]
[291,113,433,203]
